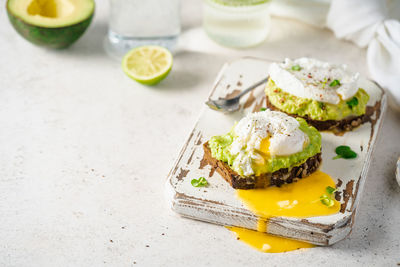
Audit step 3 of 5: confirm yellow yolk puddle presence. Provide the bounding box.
[228,171,340,253]
[237,171,340,218]
[227,226,314,253]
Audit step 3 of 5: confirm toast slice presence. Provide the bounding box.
[265,96,375,132]
[203,141,322,189]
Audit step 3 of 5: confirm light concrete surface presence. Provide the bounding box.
[0,1,399,266]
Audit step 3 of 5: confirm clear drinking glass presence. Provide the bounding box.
[203,0,271,48]
[105,0,181,59]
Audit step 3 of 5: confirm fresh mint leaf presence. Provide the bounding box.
[191,177,208,187]
[335,145,350,154]
[326,186,336,195]
[320,194,334,207]
[346,97,359,109]
[333,145,357,160]
[343,150,357,159]
[320,186,337,207]
[329,79,341,87]
[291,65,302,71]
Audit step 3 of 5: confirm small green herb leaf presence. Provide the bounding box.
[326,186,336,195]
[329,79,341,87]
[260,108,267,111]
[335,145,350,155]
[320,186,337,207]
[291,65,302,71]
[318,102,326,110]
[333,145,357,160]
[344,150,357,158]
[191,177,208,187]
[336,151,356,159]
[346,97,359,109]
[320,195,335,207]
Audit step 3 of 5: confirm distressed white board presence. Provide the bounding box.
[165,57,386,246]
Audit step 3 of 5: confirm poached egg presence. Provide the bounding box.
[269,58,360,104]
[230,110,308,176]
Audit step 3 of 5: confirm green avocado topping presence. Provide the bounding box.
[208,118,321,177]
[265,80,369,121]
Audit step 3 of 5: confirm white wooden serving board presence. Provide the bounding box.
[165,57,386,246]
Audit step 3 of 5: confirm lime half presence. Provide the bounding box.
[122,46,173,85]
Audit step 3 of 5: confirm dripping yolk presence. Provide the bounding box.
[227,226,314,253]
[228,171,340,253]
[259,137,270,156]
[253,137,271,166]
[236,171,341,218]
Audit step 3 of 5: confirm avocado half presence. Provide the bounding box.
[7,0,95,49]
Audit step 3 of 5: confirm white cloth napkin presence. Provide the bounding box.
[327,0,400,110]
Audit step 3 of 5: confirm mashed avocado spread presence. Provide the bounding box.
[208,118,321,177]
[265,80,369,121]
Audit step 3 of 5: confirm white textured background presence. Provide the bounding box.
[0,0,399,266]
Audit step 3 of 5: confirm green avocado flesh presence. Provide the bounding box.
[208,118,321,177]
[265,79,370,121]
[7,0,94,49]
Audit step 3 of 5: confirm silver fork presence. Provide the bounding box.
[205,76,269,112]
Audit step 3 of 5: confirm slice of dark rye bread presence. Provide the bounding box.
[265,96,376,132]
[203,142,322,189]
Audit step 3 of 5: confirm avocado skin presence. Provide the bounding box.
[6,5,94,49]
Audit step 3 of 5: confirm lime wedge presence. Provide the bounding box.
[122,46,173,85]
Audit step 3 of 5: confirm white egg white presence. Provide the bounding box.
[269,58,360,104]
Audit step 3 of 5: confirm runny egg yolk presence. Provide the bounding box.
[253,137,271,166]
[228,171,340,253]
[237,171,340,218]
[259,137,271,156]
